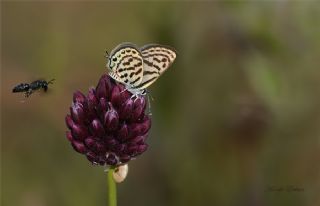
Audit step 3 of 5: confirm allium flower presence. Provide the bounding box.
[65,74,151,166]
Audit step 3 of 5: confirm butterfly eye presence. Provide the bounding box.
[112,57,117,62]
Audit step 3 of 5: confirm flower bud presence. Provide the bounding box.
[106,154,117,165]
[127,144,139,156]
[71,124,88,140]
[90,119,105,138]
[85,137,95,148]
[110,85,122,106]
[87,88,98,110]
[73,91,86,104]
[131,135,147,144]
[65,115,75,129]
[113,143,126,153]
[137,144,148,154]
[119,155,131,163]
[131,97,146,120]
[96,75,112,100]
[117,123,129,141]
[71,140,87,154]
[66,131,73,142]
[119,98,134,120]
[96,142,106,154]
[86,151,98,164]
[104,138,118,148]
[129,117,151,137]
[70,103,85,124]
[104,109,119,131]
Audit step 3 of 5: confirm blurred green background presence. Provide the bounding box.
[2,2,320,206]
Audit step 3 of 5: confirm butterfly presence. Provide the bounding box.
[106,42,177,97]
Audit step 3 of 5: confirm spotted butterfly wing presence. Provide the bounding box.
[131,44,176,90]
[107,43,144,87]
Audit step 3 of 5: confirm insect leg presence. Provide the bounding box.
[25,89,33,98]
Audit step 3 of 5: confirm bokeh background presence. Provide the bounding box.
[2,2,320,206]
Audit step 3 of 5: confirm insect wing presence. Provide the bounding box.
[136,44,177,90]
[108,43,144,87]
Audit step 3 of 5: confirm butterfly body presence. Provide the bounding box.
[107,43,176,97]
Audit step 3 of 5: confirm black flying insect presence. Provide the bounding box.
[12,79,55,97]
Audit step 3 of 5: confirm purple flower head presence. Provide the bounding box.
[65,74,151,166]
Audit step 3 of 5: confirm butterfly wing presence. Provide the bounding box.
[107,43,144,87]
[133,44,177,90]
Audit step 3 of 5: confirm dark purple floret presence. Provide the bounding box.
[65,74,151,166]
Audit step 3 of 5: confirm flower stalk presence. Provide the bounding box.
[108,167,117,206]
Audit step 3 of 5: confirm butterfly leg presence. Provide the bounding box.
[130,94,140,101]
[120,88,128,94]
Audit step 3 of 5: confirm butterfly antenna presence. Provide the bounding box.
[105,50,109,58]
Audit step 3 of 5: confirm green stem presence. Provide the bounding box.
[108,167,117,206]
